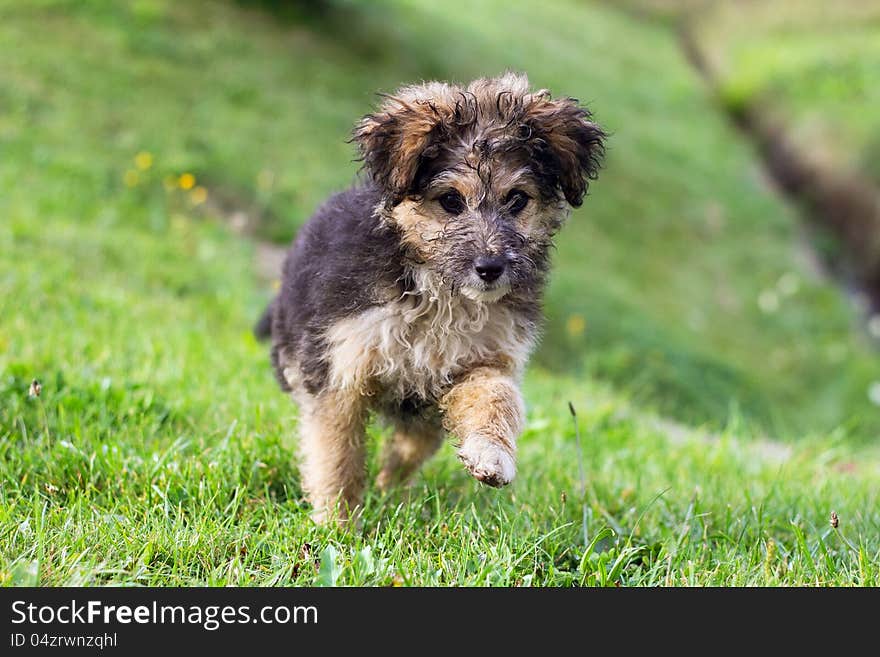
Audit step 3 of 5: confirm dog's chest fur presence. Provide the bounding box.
[323,277,536,402]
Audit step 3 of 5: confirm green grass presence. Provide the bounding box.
[1,0,879,585]
[3,364,879,586]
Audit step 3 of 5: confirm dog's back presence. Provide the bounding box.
[258,183,404,393]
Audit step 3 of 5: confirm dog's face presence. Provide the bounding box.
[353,73,605,302]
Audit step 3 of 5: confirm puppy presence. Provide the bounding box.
[257,73,605,523]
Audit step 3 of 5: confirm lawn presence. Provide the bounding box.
[1,0,879,586]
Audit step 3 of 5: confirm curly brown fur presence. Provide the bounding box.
[259,72,605,523]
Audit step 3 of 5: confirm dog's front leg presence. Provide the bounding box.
[440,367,524,487]
[297,388,367,524]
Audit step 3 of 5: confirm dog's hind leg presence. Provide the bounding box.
[376,417,444,491]
[296,389,368,524]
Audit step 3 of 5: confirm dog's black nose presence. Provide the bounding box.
[474,256,506,282]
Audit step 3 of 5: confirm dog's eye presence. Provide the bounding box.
[506,189,530,215]
[438,191,466,215]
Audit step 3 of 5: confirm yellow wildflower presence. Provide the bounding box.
[123,170,140,187]
[257,169,275,191]
[566,314,586,337]
[190,186,208,205]
[134,151,153,171]
[178,173,196,190]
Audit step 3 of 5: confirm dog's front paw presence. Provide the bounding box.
[457,435,515,487]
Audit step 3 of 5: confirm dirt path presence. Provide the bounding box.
[679,25,880,313]
[206,201,288,284]
[254,240,287,284]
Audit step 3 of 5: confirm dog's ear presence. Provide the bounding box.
[524,96,606,207]
[352,90,449,202]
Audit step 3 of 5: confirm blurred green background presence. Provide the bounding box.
[5,0,878,436]
[1,0,879,585]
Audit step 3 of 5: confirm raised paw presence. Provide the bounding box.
[457,434,516,487]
